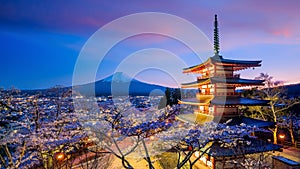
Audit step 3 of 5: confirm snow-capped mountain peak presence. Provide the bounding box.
[102,72,135,83]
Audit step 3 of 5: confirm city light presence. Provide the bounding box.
[150,135,155,140]
[55,152,65,161]
[279,134,285,139]
[194,151,200,158]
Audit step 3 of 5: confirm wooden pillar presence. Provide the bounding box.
[214,64,216,76]
[211,156,215,169]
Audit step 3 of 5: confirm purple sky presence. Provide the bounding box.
[0,0,299,89]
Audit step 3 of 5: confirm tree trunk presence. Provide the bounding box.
[289,120,295,146]
[273,126,278,144]
[289,128,295,146]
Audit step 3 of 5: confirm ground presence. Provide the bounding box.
[105,151,211,169]
[275,147,300,163]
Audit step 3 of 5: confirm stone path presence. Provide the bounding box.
[276,147,300,163]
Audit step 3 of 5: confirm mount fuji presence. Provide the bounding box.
[101,72,136,83]
[74,72,167,96]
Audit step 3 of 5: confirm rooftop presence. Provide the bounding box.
[180,96,269,106]
[183,55,262,73]
[226,116,275,128]
[203,138,282,157]
[182,77,264,88]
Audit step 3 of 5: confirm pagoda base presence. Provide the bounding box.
[176,113,214,125]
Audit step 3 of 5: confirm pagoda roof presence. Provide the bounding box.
[226,116,275,128]
[181,77,264,88]
[179,96,269,106]
[183,55,262,73]
[176,113,214,125]
[179,97,210,106]
[213,96,269,105]
[203,138,282,157]
[176,114,274,128]
[211,55,262,65]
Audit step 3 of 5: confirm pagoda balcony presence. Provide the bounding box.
[196,93,214,101]
[199,91,214,95]
[194,109,210,114]
[198,92,240,96]
[197,76,209,80]
[214,92,240,96]
[193,109,240,117]
[211,73,235,78]
[193,110,240,118]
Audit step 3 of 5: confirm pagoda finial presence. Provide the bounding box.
[214,14,220,55]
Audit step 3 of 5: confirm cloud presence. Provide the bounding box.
[1,0,300,88]
[1,0,299,44]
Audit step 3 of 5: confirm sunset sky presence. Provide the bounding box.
[0,0,299,89]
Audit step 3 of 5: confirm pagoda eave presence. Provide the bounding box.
[178,99,209,106]
[226,116,275,128]
[179,97,269,106]
[182,58,212,73]
[181,78,265,88]
[232,64,262,71]
[176,113,214,125]
[211,96,270,106]
[211,56,262,65]
[183,60,261,74]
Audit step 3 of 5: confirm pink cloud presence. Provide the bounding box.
[271,28,292,38]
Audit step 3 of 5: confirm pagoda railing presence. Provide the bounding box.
[197,73,240,80]
[214,92,240,96]
[200,91,214,95]
[199,92,240,96]
[194,109,210,115]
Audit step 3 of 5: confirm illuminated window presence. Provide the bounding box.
[199,106,204,111]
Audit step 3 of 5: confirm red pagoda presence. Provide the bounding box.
[176,15,282,169]
[178,15,269,123]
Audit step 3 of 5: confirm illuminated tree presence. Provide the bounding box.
[0,88,263,169]
[77,97,257,169]
[0,89,88,169]
[243,73,300,144]
[0,91,40,168]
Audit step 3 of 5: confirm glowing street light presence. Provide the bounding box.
[54,152,65,161]
[279,134,285,139]
[150,135,155,140]
[279,134,285,147]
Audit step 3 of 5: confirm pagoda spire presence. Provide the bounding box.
[214,14,220,55]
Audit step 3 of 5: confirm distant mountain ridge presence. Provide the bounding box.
[18,72,300,97]
[101,72,136,83]
[285,83,300,97]
[236,83,300,98]
[74,72,167,96]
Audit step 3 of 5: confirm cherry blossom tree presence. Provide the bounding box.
[0,89,89,169]
[77,96,257,169]
[243,73,300,144]
[1,88,263,169]
[0,91,40,168]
